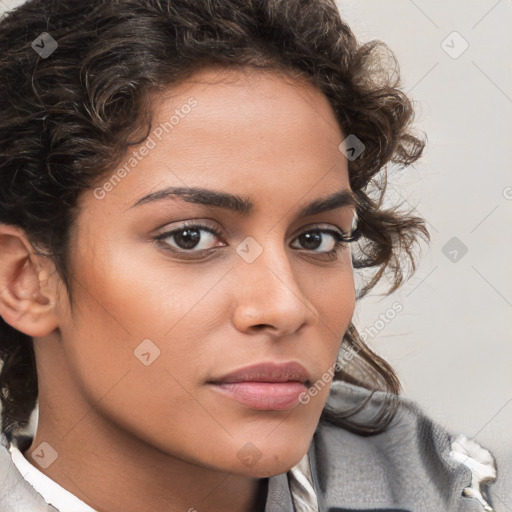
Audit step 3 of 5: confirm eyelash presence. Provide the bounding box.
[153,221,360,260]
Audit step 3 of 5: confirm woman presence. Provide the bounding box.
[0,0,498,511]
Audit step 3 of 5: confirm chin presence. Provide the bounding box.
[226,436,312,478]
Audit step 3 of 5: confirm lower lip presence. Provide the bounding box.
[210,381,307,410]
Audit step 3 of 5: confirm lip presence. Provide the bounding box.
[207,361,311,411]
[210,361,311,385]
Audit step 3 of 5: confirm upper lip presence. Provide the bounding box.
[209,361,311,385]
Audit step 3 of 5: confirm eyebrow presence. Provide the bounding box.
[129,186,357,217]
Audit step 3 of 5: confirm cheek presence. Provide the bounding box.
[59,241,233,434]
[306,259,356,381]
[59,266,222,459]
[301,253,356,332]
[62,267,213,379]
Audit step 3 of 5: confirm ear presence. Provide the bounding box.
[0,223,60,337]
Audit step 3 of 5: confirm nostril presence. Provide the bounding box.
[252,324,274,331]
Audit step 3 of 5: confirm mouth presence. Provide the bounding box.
[207,361,311,411]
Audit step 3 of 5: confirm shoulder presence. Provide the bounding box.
[309,380,498,512]
[0,433,58,511]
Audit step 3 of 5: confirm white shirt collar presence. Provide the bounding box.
[8,441,97,512]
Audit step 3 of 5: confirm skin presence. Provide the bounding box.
[0,66,356,512]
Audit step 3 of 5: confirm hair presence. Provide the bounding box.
[0,0,429,442]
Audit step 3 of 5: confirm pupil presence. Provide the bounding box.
[300,231,321,250]
[176,228,200,249]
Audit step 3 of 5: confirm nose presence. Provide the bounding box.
[230,239,317,337]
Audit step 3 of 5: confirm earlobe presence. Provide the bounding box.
[0,224,59,338]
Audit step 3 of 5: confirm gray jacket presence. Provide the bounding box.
[0,380,498,511]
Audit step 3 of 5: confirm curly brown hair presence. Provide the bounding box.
[0,0,429,442]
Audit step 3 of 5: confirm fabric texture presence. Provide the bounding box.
[0,379,499,511]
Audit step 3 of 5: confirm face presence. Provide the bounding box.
[45,66,357,477]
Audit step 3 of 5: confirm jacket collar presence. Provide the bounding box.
[285,380,481,512]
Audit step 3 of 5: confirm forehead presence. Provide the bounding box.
[80,65,350,220]
[150,64,344,147]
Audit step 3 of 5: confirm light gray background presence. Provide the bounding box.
[1,0,511,510]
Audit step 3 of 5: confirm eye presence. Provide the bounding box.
[290,226,357,254]
[153,220,361,258]
[154,222,224,252]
